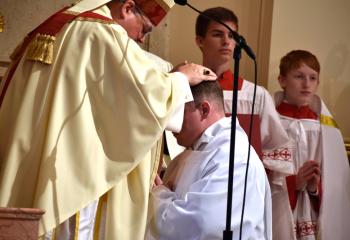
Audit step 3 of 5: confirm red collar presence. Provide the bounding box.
[277,101,318,120]
[217,70,243,91]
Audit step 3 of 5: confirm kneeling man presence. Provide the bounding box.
[146,81,272,240]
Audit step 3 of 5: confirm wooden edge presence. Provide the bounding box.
[345,139,350,161]
[0,207,45,220]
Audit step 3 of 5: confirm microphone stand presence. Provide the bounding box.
[224,38,243,240]
[184,5,249,239]
[174,2,256,239]
[175,8,241,238]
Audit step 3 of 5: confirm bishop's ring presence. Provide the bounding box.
[203,69,210,75]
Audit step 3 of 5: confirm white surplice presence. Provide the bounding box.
[146,117,272,240]
[222,79,293,178]
[273,92,350,240]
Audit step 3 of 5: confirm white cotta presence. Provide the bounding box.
[272,92,350,240]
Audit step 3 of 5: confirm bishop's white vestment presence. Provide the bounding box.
[0,2,191,239]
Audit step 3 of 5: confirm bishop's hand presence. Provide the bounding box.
[172,62,217,86]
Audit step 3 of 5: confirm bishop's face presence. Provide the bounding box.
[123,6,152,43]
[196,21,237,66]
[128,7,153,43]
[279,63,319,106]
[110,0,153,43]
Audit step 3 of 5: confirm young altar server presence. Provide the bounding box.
[273,49,350,240]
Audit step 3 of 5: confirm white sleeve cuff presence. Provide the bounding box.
[165,72,193,133]
[172,72,193,103]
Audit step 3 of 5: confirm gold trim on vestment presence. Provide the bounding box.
[24,14,114,65]
[75,16,115,24]
[63,10,80,16]
[74,211,80,240]
[52,229,56,240]
[320,114,339,129]
[93,193,108,240]
[26,33,56,64]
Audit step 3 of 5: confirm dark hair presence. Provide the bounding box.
[279,50,320,76]
[191,81,224,111]
[195,7,238,37]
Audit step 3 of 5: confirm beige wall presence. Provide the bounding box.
[268,0,350,139]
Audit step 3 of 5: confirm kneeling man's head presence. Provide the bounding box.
[173,81,225,147]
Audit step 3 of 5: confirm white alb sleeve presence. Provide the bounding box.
[165,72,193,133]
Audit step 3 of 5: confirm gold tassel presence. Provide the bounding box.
[26,33,56,64]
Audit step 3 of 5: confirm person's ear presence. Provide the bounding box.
[278,75,287,89]
[107,0,135,21]
[120,0,135,20]
[200,101,210,119]
[195,36,204,50]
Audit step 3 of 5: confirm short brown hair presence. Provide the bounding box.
[191,81,224,112]
[279,50,320,77]
[195,7,238,38]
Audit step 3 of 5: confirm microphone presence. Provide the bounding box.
[174,0,186,5]
[174,0,256,60]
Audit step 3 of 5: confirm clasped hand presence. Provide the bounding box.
[295,160,321,193]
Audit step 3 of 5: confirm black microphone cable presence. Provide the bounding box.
[239,59,258,240]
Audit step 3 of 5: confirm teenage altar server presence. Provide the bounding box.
[195,7,294,183]
[273,49,350,240]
